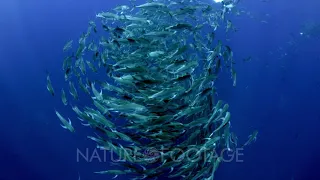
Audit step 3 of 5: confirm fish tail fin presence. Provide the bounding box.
[60,124,67,129]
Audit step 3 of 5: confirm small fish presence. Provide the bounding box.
[243,56,252,62]
[94,169,130,175]
[55,110,75,132]
[144,31,173,38]
[230,132,238,146]
[79,58,86,75]
[62,56,72,71]
[88,21,97,33]
[63,40,73,52]
[149,51,165,57]
[113,75,135,86]
[226,20,233,32]
[69,81,79,100]
[46,73,55,96]
[209,112,231,137]
[86,61,98,73]
[111,129,133,142]
[166,23,193,30]
[242,130,258,147]
[96,12,119,20]
[93,100,108,115]
[136,2,166,9]
[113,5,130,12]
[64,67,72,81]
[61,89,67,105]
[78,78,90,95]
[148,87,184,100]
[91,83,103,101]
[232,69,237,87]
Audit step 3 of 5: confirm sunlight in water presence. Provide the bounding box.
[213,0,223,3]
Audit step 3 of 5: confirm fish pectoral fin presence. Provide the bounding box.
[81,123,91,126]
[60,124,67,129]
[169,167,174,173]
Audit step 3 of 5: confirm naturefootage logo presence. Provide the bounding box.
[143,148,161,163]
[76,147,245,163]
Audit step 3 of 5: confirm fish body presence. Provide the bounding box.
[136,2,166,9]
[242,130,258,147]
[148,51,165,57]
[61,89,67,105]
[69,81,79,100]
[46,73,55,96]
[63,40,73,52]
[55,110,75,132]
[232,69,237,87]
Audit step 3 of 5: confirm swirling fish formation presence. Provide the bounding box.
[47,0,257,179]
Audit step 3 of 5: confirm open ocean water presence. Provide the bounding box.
[0,0,319,180]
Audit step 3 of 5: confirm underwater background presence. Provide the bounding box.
[0,0,319,180]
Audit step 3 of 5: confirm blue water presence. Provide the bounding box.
[0,0,319,180]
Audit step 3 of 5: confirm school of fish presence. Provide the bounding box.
[47,0,258,179]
